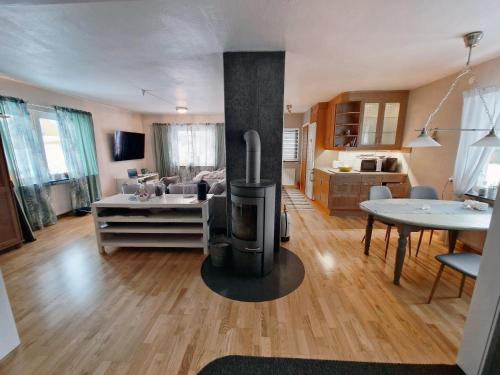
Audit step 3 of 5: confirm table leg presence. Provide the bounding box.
[364,214,374,256]
[394,225,411,285]
[448,230,459,253]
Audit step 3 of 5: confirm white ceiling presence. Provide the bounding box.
[1,0,500,114]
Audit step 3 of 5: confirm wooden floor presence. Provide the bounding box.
[0,193,473,374]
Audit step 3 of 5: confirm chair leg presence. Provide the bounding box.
[385,226,390,241]
[428,230,434,246]
[361,234,365,244]
[408,233,412,256]
[459,274,466,298]
[384,226,392,260]
[416,230,424,257]
[428,264,445,304]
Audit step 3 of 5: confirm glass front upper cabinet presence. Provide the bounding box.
[359,99,405,148]
[326,91,408,150]
[360,103,379,145]
[381,103,400,145]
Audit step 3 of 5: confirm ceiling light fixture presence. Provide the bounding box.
[405,31,500,149]
[141,88,187,114]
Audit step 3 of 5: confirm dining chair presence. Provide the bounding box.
[361,186,409,259]
[409,186,439,257]
[427,252,481,303]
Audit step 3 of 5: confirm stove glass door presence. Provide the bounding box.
[231,195,264,251]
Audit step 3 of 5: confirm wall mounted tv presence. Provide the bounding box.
[113,131,145,161]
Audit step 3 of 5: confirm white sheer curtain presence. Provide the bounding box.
[453,87,499,195]
[167,124,217,181]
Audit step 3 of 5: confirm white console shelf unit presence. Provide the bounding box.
[92,194,213,254]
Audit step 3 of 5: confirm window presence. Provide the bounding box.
[174,124,216,167]
[31,109,68,181]
[484,148,500,187]
[283,128,299,161]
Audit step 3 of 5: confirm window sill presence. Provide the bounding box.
[48,178,70,186]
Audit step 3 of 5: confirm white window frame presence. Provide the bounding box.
[283,128,300,162]
[29,107,69,182]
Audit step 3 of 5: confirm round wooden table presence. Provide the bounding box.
[359,199,492,285]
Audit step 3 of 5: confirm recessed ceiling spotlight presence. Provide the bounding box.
[176,106,188,114]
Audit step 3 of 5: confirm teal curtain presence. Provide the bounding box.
[0,96,57,230]
[55,106,101,210]
[215,123,225,169]
[152,123,170,177]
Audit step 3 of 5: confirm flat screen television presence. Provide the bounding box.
[113,131,145,161]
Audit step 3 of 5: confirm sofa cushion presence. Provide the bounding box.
[208,181,225,195]
[160,176,180,186]
[168,183,198,194]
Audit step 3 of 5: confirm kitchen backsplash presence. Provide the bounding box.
[336,151,409,173]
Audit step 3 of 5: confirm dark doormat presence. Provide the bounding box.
[201,247,305,302]
[198,355,465,375]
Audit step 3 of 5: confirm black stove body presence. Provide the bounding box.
[230,130,276,277]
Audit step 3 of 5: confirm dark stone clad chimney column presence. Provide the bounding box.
[223,51,285,250]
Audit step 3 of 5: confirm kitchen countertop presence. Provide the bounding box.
[315,167,406,176]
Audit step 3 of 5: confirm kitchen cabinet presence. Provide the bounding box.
[313,168,409,214]
[324,91,409,151]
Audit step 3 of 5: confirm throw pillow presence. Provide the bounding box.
[160,176,180,186]
[193,170,211,182]
[208,182,225,195]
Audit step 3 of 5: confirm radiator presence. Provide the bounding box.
[282,167,296,186]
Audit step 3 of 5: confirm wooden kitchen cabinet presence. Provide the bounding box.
[313,168,409,214]
[313,168,331,209]
[324,91,409,151]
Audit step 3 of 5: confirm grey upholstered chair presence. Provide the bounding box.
[361,186,403,259]
[427,252,481,303]
[369,185,392,200]
[409,186,439,256]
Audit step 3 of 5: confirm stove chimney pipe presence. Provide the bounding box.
[243,130,261,184]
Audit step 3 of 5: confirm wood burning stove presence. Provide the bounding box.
[230,130,275,276]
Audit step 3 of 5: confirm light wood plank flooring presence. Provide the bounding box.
[0,195,473,374]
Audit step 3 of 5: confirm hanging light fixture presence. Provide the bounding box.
[471,128,500,147]
[406,31,489,148]
[470,85,500,147]
[176,106,188,114]
[406,128,441,147]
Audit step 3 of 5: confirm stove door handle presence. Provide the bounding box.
[242,247,261,253]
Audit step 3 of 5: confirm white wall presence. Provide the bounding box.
[0,77,147,197]
[0,270,20,360]
[458,188,500,374]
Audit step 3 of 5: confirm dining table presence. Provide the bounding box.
[359,199,492,285]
